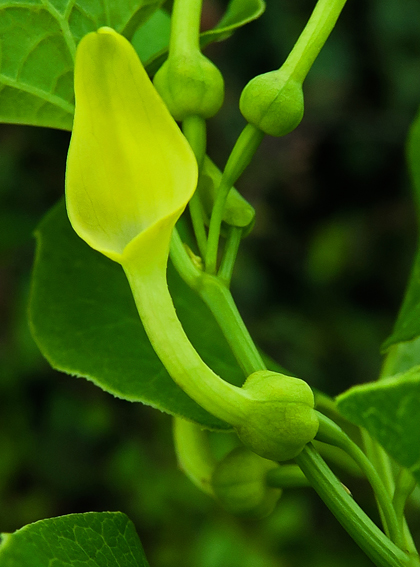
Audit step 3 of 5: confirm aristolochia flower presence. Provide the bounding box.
[64,28,318,460]
[65,27,248,426]
[66,27,198,266]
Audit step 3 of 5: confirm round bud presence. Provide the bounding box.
[235,371,319,462]
[239,70,304,137]
[212,446,281,519]
[153,53,224,121]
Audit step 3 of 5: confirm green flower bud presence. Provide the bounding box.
[239,70,304,137]
[212,447,281,519]
[235,371,319,462]
[153,53,224,120]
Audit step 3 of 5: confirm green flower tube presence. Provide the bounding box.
[65,28,319,460]
[66,27,249,425]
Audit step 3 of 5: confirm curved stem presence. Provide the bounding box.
[188,194,208,259]
[295,445,410,567]
[170,228,266,376]
[197,273,266,376]
[170,227,203,286]
[393,469,417,548]
[281,0,348,83]
[205,124,264,274]
[218,226,243,287]
[316,413,404,548]
[173,416,216,496]
[313,440,364,477]
[123,257,251,426]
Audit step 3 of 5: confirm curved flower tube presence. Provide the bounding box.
[65,28,319,460]
[65,27,250,425]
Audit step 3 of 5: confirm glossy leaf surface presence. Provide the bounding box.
[0,512,149,567]
[336,367,420,484]
[0,0,162,130]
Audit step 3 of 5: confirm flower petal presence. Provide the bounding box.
[66,27,198,262]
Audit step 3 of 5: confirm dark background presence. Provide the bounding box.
[0,0,419,565]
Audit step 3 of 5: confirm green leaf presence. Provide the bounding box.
[0,0,163,131]
[381,336,420,378]
[382,248,420,351]
[382,109,420,351]
[200,0,266,47]
[29,200,246,430]
[336,367,420,484]
[144,0,266,75]
[132,8,171,63]
[0,512,149,567]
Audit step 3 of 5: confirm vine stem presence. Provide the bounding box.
[295,445,410,567]
[169,0,202,55]
[170,227,266,376]
[205,124,264,274]
[183,115,208,258]
[218,226,243,286]
[316,413,404,548]
[282,0,348,83]
[393,468,418,555]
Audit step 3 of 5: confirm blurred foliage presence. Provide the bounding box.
[0,0,420,565]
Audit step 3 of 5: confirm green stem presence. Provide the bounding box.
[169,0,202,55]
[361,428,399,547]
[170,227,203,287]
[205,124,264,274]
[188,194,208,259]
[362,427,395,496]
[281,0,348,83]
[295,445,410,567]
[316,413,404,548]
[198,273,266,376]
[173,416,216,496]
[183,116,208,258]
[183,115,207,168]
[393,469,417,551]
[217,226,243,286]
[123,257,250,426]
[313,440,364,477]
[170,228,266,376]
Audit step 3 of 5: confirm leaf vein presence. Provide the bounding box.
[40,0,76,60]
[0,72,74,113]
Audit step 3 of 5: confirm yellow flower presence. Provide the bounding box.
[65,27,198,265]
[64,28,318,462]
